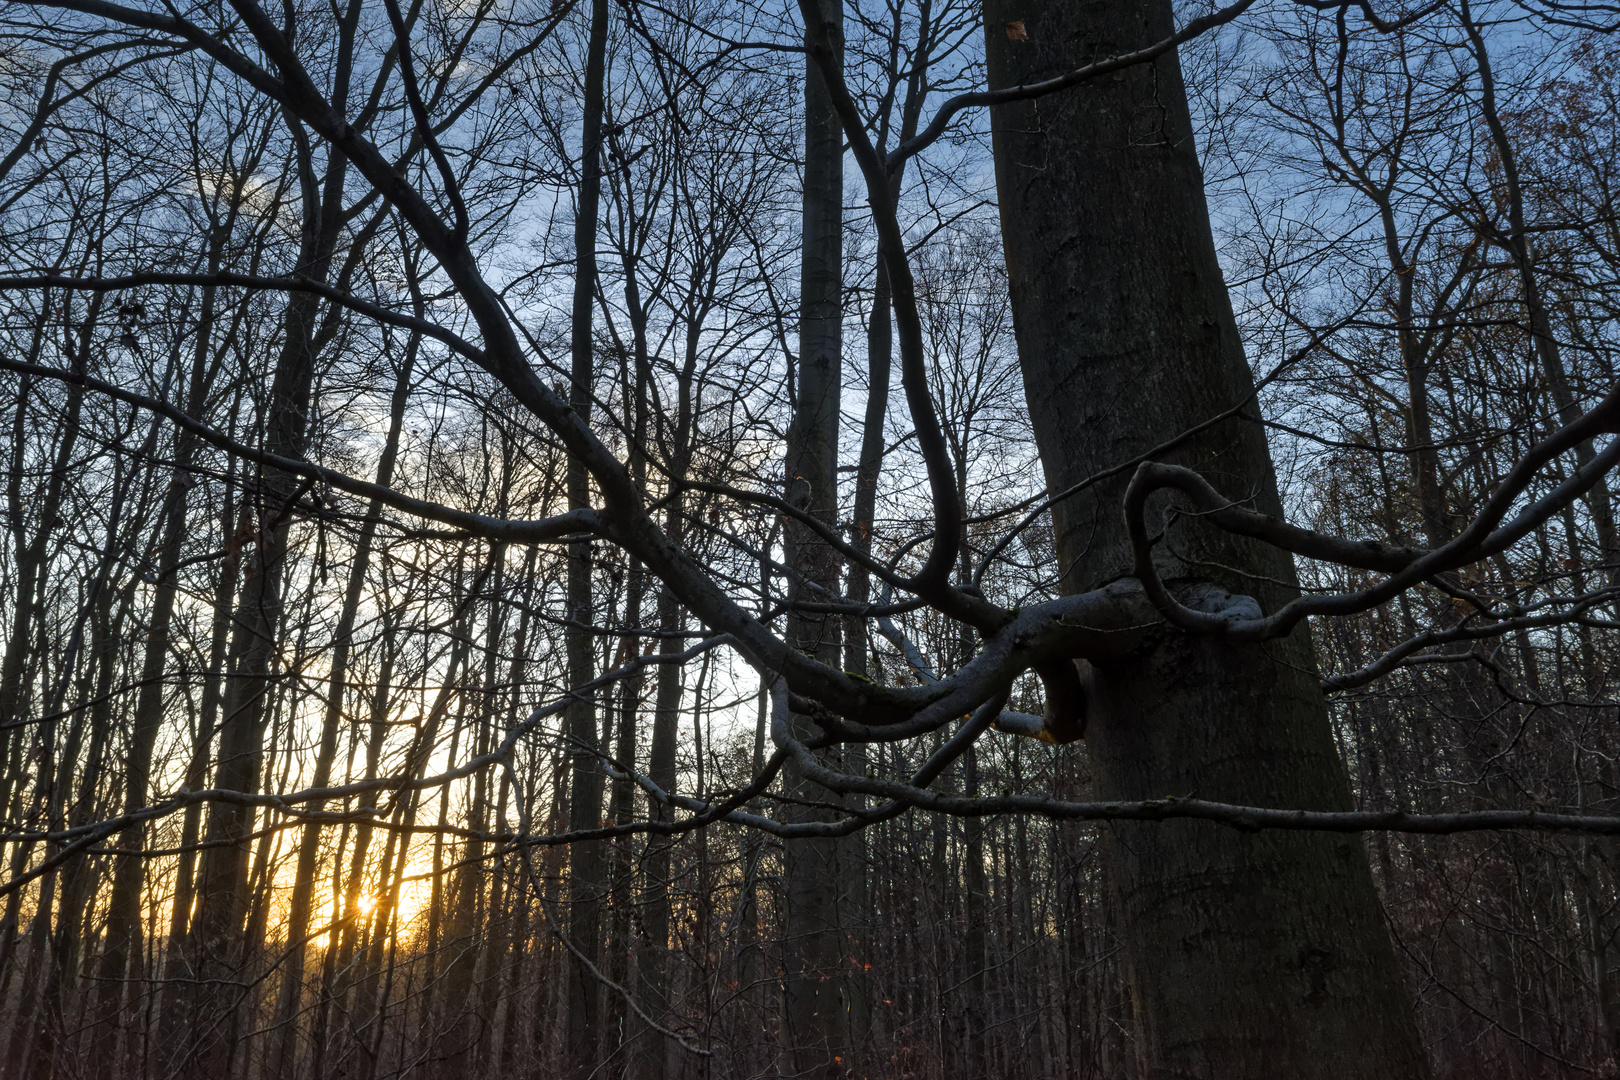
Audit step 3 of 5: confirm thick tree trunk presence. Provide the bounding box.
[982,1,1431,1076]
[635,310,706,1080]
[183,304,318,1076]
[184,337,325,1074]
[781,0,850,1073]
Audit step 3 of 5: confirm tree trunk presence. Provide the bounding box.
[565,0,610,1070]
[186,153,349,1076]
[982,1,1431,1075]
[781,0,850,1073]
[637,580,683,1080]
[439,545,505,1078]
[960,745,989,1080]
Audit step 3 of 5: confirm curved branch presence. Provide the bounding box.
[1132,461,1426,572]
[1125,383,1620,640]
[769,674,1620,834]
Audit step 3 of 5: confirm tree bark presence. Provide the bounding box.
[782,0,851,1073]
[982,1,1431,1075]
[565,0,610,1071]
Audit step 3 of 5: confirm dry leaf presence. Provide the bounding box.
[1005,19,1028,39]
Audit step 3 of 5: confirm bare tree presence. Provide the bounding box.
[4,0,1620,1076]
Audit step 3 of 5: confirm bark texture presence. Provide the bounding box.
[781,0,851,1072]
[983,0,1431,1075]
